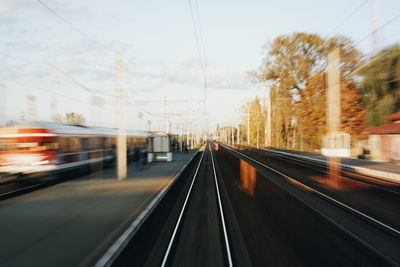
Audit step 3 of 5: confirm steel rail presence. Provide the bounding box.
[259,148,400,194]
[221,143,399,265]
[221,144,400,237]
[209,143,233,267]
[160,143,207,267]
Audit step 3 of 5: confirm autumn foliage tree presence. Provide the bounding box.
[241,97,265,148]
[252,32,365,151]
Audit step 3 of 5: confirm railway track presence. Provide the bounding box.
[107,143,251,266]
[231,144,400,234]
[0,181,48,201]
[105,141,398,266]
[160,142,233,266]
[0,166,104,201]
[259,147,400,193]
[220,143,400,265]
[0,172,65,201]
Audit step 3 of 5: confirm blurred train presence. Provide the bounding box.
[0,122,150,177]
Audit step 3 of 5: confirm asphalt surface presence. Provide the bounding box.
[0,150,196,267]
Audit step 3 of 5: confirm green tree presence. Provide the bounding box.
[360,44,400,127]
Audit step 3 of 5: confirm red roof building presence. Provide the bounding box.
[363,111,400,162]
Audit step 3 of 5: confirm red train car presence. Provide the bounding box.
[0,122,149,176]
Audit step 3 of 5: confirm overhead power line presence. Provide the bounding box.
[325,0,369,39]
[0,52,116,99]
[195,0,207,69]
[354,12,400,47]
[188,0,207,113]
[37,0,115,61]
[0,76,114,111]
[38,0,93,43]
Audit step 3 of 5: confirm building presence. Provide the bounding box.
[363,111,400,162]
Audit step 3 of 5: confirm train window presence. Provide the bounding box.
[18,142,38,149]
[0,139,16,152]
[58,137,68,152]
[89,137,101,150]
[101,137,106,149]
[69,137,81,152]
[41,142,59,151]
[58,137,80,152]
[81,138,89,151]
[0,139,8,152]
[38,137,58,151]
[105,137,115,149]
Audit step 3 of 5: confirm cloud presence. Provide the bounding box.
[0,0,16,13]
[167,57,251,89]
[128,56,251,90]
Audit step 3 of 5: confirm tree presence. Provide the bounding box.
[252,32,365,151]
[52,113,62,123]
[64,112,85,125]
[241,97,264,148]
[359,44,400,127]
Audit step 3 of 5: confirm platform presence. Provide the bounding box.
[262,147,400,183]
[0,150,196,267]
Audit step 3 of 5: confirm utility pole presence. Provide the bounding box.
[179,111,183,152]
[237,122,240,146]
[27,95,37,122]
[0,84,5,125]
[191,122,194,148]
[231,125,234,145]
[186,126,189,148]
[227,126,230,145]
[247,110,250,146]
[372,0,381,56]
[267,92,272,151]
[164,96,168,133]
[328,53,340,132]
[230,126,232,145]
[256,114,259,149]
[91,95,104,126]
[195,128,197,146]
[224,127,227,143]
[227,127,229,144]
[51,97,57,122]
[293,128,296,149]
[117,51,127,180]
[264,92,267,148]
[327,48,341,188]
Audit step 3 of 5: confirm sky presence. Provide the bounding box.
[0,0,400,134]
